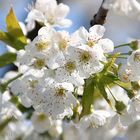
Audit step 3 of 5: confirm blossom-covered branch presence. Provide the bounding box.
[1,0,140,140]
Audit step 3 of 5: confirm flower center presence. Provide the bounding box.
[121,69,132,82]
[55,87,66,97]
[65,61,76,73]
[29,80,38,89]
[80,51,92,63]
[34,58,45,69]
[35,41,50,52]
[37,113,47,122]
[59,39,68,50]
[86,40,96,48]
[122,74,129,81]
[48,16,55,25]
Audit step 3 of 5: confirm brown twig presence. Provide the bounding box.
[27,22,42,41]
[56,0,62,3]
[90,0,108,26]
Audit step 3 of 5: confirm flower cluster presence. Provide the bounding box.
[11,24,114,119]
[103,0,140,18]
[119,48,140,82]
[26,0,72,31]
[2,0,140,139]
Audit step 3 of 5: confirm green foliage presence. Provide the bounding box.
[80,53,135,117]
[80,78,95,117]
[0,52,16,67]
[0,8,27,50]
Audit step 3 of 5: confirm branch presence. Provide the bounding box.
[56,0,62,3]
[27,22,42,41]
[90,0,108,26]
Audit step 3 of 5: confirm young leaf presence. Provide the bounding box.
[0,8,27,50]
[0,52,16,67]
[6,8,27,44]
[80,78,95,117]
[0,31,26,50]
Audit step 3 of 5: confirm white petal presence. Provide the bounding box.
[26,9,44,23]
[20,95,32,108]
[89,25,105,40]
[56,19,72,28]
[56,3,70,18]
[78,26,89,41]
[26,20,35,31]
[98,38,114,53]
[38,26,56,36]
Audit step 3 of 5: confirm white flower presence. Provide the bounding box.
[110,94,140,128]
[34,81,78,119]
[39,26,72,52]
[119,49,140,82]
[72,25,105,45]
[18,27,69,69]
[63,122,89,140]
[106,85,130,106]
[53,30,71,51]
[72,25,114,53]
[17,45,58,70]
[25,130,49,140]
[0,120,31,140]
[0,91,22,120]
[26,35,53,55]
[125,120,140,140]
[103,0,140,18]
[128,49,140,74]
[10,74,45,108]
[68,45,106,78]
[118,64,140,82]
[31,112,52,133]
[127,94,140,121]
[26,0,72,31]
[48,120,62,138]
[10,72,78,120]
[79,110,111,130]
[55,54,85,86]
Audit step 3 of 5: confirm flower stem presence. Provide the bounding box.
[114,43,130,49]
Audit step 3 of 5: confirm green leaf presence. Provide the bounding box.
[0,31,26,50]
[80,78,95,117]
[0,52,16,67]
[0,8,27,50]
[6,8,27,44]
[105,53,119,69]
